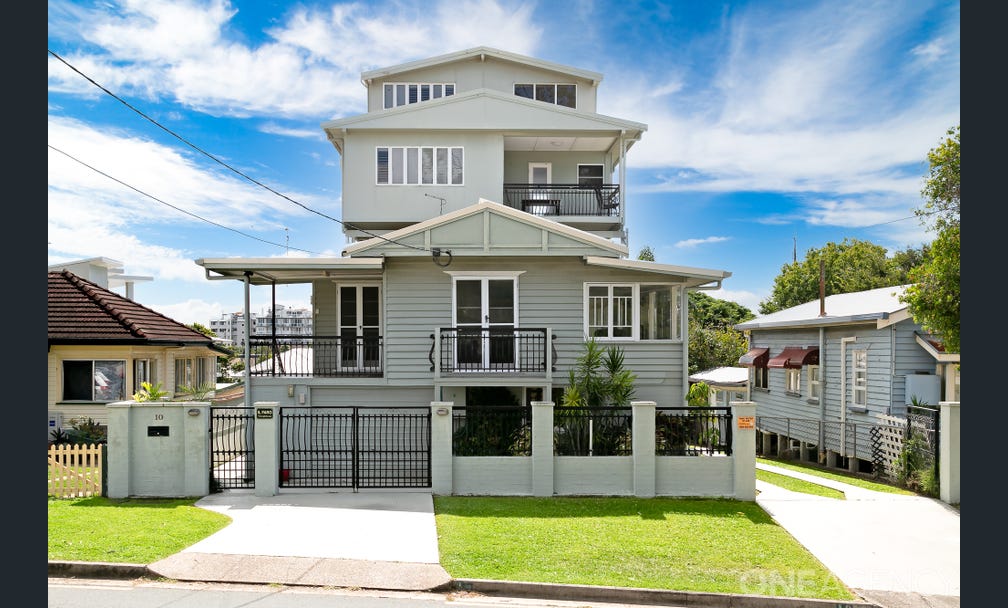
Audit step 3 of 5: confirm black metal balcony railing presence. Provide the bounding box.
[502,183,620,217]
[247,335,382,377]
[430,328,556,374]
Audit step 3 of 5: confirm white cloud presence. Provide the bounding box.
[48,0,544,119]
[911,38,947,65]
[47,115,335,280]
[675,236,731,248]
[704,288,764,314]
[258,122,328,140]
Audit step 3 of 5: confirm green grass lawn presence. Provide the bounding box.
[433,496,854,600]
[48,497,231,564]
[757,457,916,495]
[756,469,846,499]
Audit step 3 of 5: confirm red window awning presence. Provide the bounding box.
[768,346,820,369]
[738,347,769,367]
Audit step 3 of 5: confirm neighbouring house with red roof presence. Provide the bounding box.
[47,268,229,440]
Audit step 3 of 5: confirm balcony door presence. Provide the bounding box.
[339,285,381,370]
[454,278,516,371]
[528,162,552,185]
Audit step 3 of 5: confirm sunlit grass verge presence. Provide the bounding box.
[757,457,916,495]
[757,469,845,499]
[48,497,231,564]
[434,496,853,600]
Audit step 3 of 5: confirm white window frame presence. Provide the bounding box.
[376,146,463,186]
[753,365,769,390]
[577,164,604,188]
[383,82,455,109]
[133,358,156,394]
[62,359,126,402]
[583,283,681,342]
[807,364,821,400]
[528,162,552,184]
[174,356,215,393]
[852,349,868,407]
[786,368,801,394]
[513,83,577,108]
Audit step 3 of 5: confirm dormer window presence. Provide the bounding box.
[383,83,455,109]
[514,83,576,108]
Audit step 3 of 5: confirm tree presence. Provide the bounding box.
[917,125,959,233]
[188,322,215,338]
[900,126,960,353]
[758,238,911,314]
[688,319,749,375]
[689,291,754,328]
[636,245,655,261]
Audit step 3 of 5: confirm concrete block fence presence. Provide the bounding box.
[105,399,758,500]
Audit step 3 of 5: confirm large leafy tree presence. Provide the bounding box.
[758,238,913,314]
[687,292,753,374]
[901,125,960,352]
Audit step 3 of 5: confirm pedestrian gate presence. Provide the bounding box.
[279,406,431,490]
[210,407,256,490]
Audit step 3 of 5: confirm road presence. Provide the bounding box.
[48,578,691,608]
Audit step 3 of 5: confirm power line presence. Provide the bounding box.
[48,49,433,255]
[48,144,324,256]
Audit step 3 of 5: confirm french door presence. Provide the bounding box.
[454,278,516,371]
[339,285,381,371]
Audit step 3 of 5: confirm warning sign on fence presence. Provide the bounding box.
[737,416,755,429]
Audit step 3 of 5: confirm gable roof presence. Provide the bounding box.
[321,88,646,154]
[360,46,603,84]
[48,270,227,352]
[341,198,628,258]
[735,285,911,331]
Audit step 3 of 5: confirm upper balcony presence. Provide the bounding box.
[502,183,620,233]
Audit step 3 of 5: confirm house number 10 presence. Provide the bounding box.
[153,414,164,421]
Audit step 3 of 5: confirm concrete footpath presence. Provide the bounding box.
[49,483,953,608]
[755,462,960,608]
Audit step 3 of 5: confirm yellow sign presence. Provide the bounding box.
[737,416,755,429]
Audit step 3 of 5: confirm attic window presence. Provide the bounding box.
[383,83,455,109]
[514,83,576,108]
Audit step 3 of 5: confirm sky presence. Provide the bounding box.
[47,0,960,326]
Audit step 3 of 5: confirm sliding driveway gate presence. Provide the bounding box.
[279,406,431,490]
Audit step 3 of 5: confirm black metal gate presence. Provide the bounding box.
[210,407,256,490]
[279,406,431,490]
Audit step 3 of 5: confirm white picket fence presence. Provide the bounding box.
[48,443,103,498]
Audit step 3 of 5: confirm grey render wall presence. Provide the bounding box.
[311,256,687,405]
[503,151,612,183]
[365,56,599,113]
[342,131,503,224]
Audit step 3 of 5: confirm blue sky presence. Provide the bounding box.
[47,0,960,325]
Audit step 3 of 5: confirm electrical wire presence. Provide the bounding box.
[48,144,324,256]
[48,49,437,256]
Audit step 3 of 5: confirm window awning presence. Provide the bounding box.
[738,347,769,367]
[768,346,819,369]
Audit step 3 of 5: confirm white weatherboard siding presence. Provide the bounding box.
[748,318,938,462]
[368,256,685,402]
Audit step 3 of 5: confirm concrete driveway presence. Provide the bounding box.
[148,491,451,590]
[755,462,960,608]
